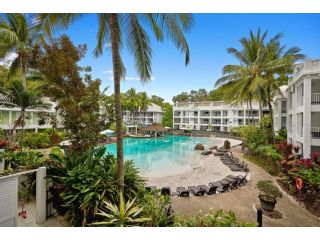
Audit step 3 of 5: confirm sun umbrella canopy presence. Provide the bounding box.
[100,129,115,135]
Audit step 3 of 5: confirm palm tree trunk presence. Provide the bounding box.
[110,14,124,193]
[267,86,275,143]
[20,110,25,152]
[20,54,27,89]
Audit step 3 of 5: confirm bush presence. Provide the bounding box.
[257,145,282,161]
[109,122,127,133]
[257,180,282,200]
[184,129,192,134]
[238,125,268,152]
[46,146,146,226]
[174,209,256,227]
[22,132,51,149]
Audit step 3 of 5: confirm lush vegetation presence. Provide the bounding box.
[257,180,282,200]
[174,209,256,227]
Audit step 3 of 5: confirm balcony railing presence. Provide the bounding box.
[311,127,320,139]
[312,93,320,104]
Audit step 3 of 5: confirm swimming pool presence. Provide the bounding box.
[105,135,222,178]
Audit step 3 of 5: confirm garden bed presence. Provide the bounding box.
[244,154,279,176]
[276,178,320,217]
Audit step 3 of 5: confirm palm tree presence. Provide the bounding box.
[0,80,50,147]
[0,14,42,88]
[262,34,304,142]
[125,88,140,133]
[216,28,269,123]
[33,13,193,193]
[138,91,151,126]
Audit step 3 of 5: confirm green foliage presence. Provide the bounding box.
[109,122,127,133]
[22,132,51,149]
[244,155,279,176]
[257,145,282,161]
[295,167,320,187]
[162,103,173,127]
[49,146,65,159]
[257,180,283,200]
[0,150,45,170]
[174,209,256,227]
[275,129,287,141]
[92,193,151,227]
[138,192,173,227]
[238,125,268,150]
[46,146,145,226]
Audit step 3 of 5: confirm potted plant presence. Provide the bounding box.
[257,180,282,212]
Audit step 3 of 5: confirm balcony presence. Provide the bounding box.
[312,93,320,105]
[311,127,320,139]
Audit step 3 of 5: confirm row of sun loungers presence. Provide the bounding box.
[145,173,248,197]
[220,154,249,172]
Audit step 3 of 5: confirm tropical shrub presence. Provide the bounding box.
[238,125,268,151]
[257,145,282,161]
[46,146,145,226]
[174,209,256,227]
[92,193,151,227]
[22,132,51,149]
[275,129,287,141]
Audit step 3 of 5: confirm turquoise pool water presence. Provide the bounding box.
[105,135,222,178]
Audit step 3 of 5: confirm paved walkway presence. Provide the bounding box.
[17,199,67,227]
[171,148,320,227]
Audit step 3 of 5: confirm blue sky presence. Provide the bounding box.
[57,14,320,102]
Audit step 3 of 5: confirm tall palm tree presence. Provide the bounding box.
[262,34,304,142]
[0,14,42,88]
[216,28,268,123]
[33,13,193,193]
[0,80,50,147]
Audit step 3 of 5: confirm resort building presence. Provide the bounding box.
[0,97,63,131]
[273,85,288,133]
[286,59,320,158]
[123,103,163,133]
[173,101,269,132]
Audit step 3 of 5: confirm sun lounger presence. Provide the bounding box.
[161,187,171,196]
[176,187,190,197]
[145,186,157,192]
[238,173,248,186]
[188,186,205,196]
[198,184,217,195]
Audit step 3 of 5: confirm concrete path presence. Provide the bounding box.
[171,148,320,227]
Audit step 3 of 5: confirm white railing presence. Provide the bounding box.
[311,127,320,139]
[311,93,320,104]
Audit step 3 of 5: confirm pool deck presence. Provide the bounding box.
[171,146,320,227]
[146,138,244,189]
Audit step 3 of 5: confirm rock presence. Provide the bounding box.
[224,140,231,150]
[194,143,205,150]
[209,145,218,150]
[243,147,250,155]
[201,150,212,155]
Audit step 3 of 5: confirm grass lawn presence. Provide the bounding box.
[244,154,279,176]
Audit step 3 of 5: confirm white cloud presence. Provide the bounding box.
[102,70,113,75]
[0,52,18,66]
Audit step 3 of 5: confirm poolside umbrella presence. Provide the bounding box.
[100,129,114,135]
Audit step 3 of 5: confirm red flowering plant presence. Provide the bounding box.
[0,140,8,149]
[277,142,301,171]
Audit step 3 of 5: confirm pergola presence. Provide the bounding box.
[140,124,168,137]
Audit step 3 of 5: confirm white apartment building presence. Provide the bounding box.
[286,59,320,158]
[123,103,163,133]
[173,101,269,132]
[0,97,63,132]
[273,85,288,133]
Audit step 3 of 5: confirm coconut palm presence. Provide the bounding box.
[33,13,193,192]
[0,14,42,88]
[0,80,50,146]
[216,28,269,122]
[125,88,140,133]
[262,34,304,141]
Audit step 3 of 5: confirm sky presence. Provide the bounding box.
[53,14,320,102]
